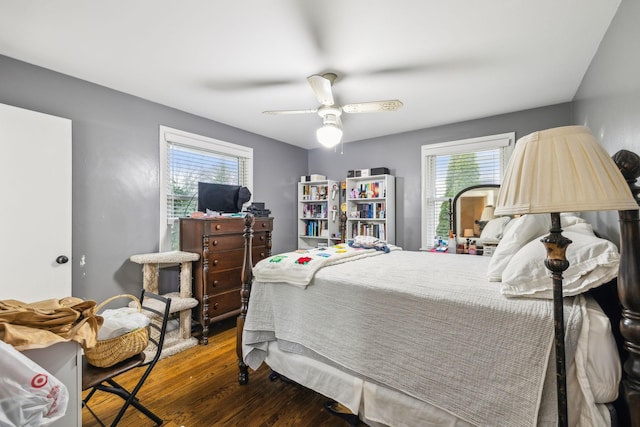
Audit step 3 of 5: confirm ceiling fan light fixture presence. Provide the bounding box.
[316,123,343,148]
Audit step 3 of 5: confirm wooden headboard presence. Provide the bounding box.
[611,149,640,425]
[236,149,640,426]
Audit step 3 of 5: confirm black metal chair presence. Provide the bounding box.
[82,290,171,426]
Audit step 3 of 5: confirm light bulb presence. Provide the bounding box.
[316,124,343,148]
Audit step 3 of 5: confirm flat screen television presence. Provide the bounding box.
[197,182,251,213]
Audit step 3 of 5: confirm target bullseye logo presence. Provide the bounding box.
[31,373,48,388]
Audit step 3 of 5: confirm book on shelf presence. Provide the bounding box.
[352,202,386,219]
[305,219,327,237]
[302,203,327,219]
[350,180,386,199]
[352,221,387,241]
[301,183,329,201]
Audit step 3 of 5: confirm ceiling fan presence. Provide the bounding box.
[262,73,403,147]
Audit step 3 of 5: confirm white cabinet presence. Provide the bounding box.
[24,343,82,427]
[345,174,395,244]
[297,180,342,249]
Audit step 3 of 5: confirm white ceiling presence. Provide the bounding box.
[0,1,621,150]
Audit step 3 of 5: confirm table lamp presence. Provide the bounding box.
[494,125,638,426]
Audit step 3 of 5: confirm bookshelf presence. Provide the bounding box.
[297,179,342,249]
[345,174,395,244]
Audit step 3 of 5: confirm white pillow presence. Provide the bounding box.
[584,297,622,403]
[486,214,588,282]
[486,214,551,281]
[500,223,619,299]
[479,216,511,242]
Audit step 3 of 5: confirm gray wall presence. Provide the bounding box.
[308,103,573,250]
[573,0,640,245]
[0,55,307,303]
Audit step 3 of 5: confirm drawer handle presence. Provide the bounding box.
[260,252,265,258]
[213,259,219,266]
[259,236,265,241]
[213,280,218,287]
[213,302,219,310]
[215,224,221,230]
[212,240,218,246]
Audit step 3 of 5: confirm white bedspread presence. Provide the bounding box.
[243,251,602,427]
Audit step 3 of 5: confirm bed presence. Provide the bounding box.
[235,149,640,427]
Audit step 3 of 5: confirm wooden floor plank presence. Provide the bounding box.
[82,319,353,426]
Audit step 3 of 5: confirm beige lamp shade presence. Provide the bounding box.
[494,125,638,215]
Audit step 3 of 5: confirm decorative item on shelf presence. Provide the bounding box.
[447,232,457,254]
[468,241,477,255]
[463,228,474,238]
[483,242,498,257]
[370,167,390,175]
[494,125,638,427]
[245,202,271,217]
[300,174,327,182]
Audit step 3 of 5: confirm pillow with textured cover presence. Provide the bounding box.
[479,216,511,242]
[500,222,619,299]
[486,213,586,282]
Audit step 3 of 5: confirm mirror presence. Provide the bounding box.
[450,184,500,238]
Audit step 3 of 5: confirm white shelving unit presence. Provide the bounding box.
[298,179,342,249]
[345,174,395,244]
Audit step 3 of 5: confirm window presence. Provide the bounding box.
[159,126,253,251]
[420,132,514,250]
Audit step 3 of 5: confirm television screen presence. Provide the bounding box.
[197,182,250,213]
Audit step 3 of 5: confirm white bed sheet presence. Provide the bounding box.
[263,295,618,426]
[244,251,621,426]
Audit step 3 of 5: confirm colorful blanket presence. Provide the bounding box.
[253,244,384,288]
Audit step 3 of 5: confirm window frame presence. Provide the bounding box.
[420,132,515,250]
[159,126,253,251]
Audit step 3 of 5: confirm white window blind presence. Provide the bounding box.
[421,133,514,250]
[159,126,253,251]
[166,143,249,220]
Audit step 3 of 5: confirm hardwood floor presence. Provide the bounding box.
[81,319,352,427]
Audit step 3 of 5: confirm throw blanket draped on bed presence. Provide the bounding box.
[252,244,386,288]
[244,251,593,427]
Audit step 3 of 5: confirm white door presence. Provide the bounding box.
[0,102,72,301]
[0,103,79,427]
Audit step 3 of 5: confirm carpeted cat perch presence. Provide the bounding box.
[130,251,201,360]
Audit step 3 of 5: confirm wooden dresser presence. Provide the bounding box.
[179,216,273,344]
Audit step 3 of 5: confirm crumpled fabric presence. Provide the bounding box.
[0,297,102,351]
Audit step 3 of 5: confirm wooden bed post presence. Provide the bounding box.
[614,149,640,425]
[237,213,254,385]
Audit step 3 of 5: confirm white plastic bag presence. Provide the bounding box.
[97,307,150,340]
[0,340,68,426]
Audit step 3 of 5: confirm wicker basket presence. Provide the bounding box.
[85,294,149,368]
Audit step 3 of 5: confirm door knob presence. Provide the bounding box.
[56,255,69,264]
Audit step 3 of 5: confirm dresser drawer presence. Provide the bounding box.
[253,231,270,247]
[208,289,241,317]
[206,248,244,271]
[207,247,268,271]
[207,268,242,293]
[205,220,246,235]
[252,246,269,263]
[207,234,245,251]
[254,218,273,232]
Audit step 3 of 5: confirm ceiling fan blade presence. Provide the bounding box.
[307,74,335,106]
[342,100,404,114]
[262,108,318,115]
